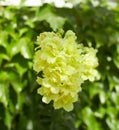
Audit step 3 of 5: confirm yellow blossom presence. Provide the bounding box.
[33,30,99,112]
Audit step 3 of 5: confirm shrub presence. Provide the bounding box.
[0,1,119,130]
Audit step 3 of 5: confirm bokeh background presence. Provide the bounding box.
[0,0,119,130]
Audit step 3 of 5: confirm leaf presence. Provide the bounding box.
[7,42,20,58]
[8,71,26,94]
[107,75,119,91]
[36,5,66,31]
[19,28,28,37]
[113,54,119,69]
[0,83,9,107]
[82,107,102,130]
[110,92,119,107]
[25,19,35,28]
[88,82,101,99]
[20,38,33,59]
[94,106,106,118]
[4,109,13,130]
[3,7,15,20]
[16,93,26,111]
[0,53,9,62]
[99,89,107,104]
[7,38,34,59]
[0,31,9,48]
[17,38,34,59]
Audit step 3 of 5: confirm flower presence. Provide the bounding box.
[33,30,99,111]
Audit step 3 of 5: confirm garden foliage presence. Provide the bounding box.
[0,0,119,130]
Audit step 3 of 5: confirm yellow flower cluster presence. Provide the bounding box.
[33,30,99,111]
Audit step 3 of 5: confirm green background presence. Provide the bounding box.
[0,0,119,130]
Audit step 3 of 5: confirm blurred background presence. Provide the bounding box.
[0,0,119,130]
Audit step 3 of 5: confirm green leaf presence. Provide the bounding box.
[82,107,102,130]
[110,92,119,107]
[4,109,13,130]
[0,53,9,62]
[16,93,27,111]
[8,71,26,94]
[0,83,9,107]
[7,38,34,59]
[20,38,34,59]
[3,8,15,20]
[25,18,35,28]
[19,28,29,37]
[94,106,106,118]
[107,75,119,90]
[7,42,20,58]
[113,55,119,69]
[88,82,101,99]
[99,91,107,104]
[0,31,9,48]
[36,5,66,31]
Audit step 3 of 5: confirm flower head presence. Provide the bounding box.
[33,30,99,111]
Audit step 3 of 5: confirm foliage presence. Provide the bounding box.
[0,0,119,130]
